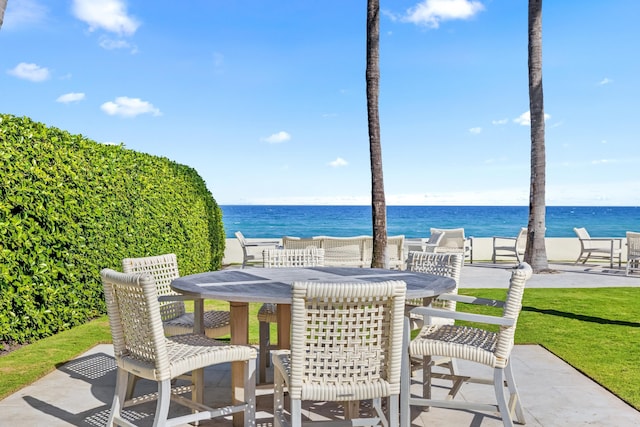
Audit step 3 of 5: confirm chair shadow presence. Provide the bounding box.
[522,306,640,327]
[22,352,155,426]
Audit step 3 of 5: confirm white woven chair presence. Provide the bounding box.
[400,263,532,427]
[626,231,640,276]
[258,247,325,384]
[122,253,231,339]
[573,227,622,268]
[405,252,464,386]
[272,280,406,427]
[100,268,256,427]
[492,227,528,264]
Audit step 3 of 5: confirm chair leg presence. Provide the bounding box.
[493,368,515,427]
[243,359,257,427]
[273,362,285,427]
[152,379,171,427]
[400,318,411,427]
[259,321,270,384]
[504,360,526,424]
[291,398,302,427]
[107,368,129,426]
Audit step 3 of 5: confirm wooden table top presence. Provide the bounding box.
[171,266,456,304]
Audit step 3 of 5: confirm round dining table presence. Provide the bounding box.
[171,266,456,426]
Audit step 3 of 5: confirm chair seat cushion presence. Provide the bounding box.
[410,324,504,368]
[163,310,231,338]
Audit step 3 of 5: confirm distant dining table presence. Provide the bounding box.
[171,266,456,426]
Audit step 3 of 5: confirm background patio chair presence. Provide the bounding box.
[235,231,280,268]
[258,247,325,384]
[429,228,473,263]
[401,262,532,427]
[626,231,640,276]
[573,227,622,268]
[100,269,256,427]
[272,280,406,427]
[122,253,231,339]
[492,227,527,264]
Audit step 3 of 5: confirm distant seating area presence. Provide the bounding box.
[282,235,405,269]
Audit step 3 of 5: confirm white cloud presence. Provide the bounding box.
[492,118,508,125]
[7,62,50,82]
[591,159,615,165]
[3,0,48,30]
[72,0,140,36]
[262,131,291,144]
[469,127,482,134]
[513,111,551,126]
[99,37,136,52]
[100,96,161,117]
[403,0,485,28]
[56,92,86,103]
[598,77,612,85]
[328,157,348,167]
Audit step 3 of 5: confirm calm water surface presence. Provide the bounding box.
[221,205,640,239]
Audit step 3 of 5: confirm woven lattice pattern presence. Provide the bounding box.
[320,236,368,267]
[406,251,463,313]
[262,248,325,268]
[279,280,406,402]
[281,236,323,250]
[122,254,230,338]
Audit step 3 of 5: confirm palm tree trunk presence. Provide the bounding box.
[366,0,388,268]
[0,0,8,29]
[524,0,549,272]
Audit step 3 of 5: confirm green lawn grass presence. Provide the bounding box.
[1,288,639,411]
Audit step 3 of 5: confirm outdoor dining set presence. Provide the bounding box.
[98,225,544,427]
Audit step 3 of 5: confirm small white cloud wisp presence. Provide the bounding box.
[56,92,86,103]
[328,157,348,167]
[513,111,551,126]
[7,62,50,82]
[262,131,291,144]
[100,96,161,117]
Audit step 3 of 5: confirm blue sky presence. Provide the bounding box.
[2,0,639,206]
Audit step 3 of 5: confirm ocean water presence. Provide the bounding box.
[221,205,640,239]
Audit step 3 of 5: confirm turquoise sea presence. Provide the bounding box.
[221,205,640,239]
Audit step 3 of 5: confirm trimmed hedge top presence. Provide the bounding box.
[0,113,225,346]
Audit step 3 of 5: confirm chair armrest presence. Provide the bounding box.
[410,306,515,326]
[436,293,505,308]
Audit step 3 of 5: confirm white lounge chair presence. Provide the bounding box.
[573,227,622,268]
[626,231,640,276]
[492,227,527,264]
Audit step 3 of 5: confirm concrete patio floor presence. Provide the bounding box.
[1,262,639,426]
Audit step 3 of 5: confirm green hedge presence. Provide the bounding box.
[0,114,225,347]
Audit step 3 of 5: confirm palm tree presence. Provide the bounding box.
[366,0,388,268]
[524,0,549,272]
[0,0,8,29]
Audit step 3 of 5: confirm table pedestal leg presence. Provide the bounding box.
[193,299,204,404]
[276,304,291,350]
[230,301,249,427]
